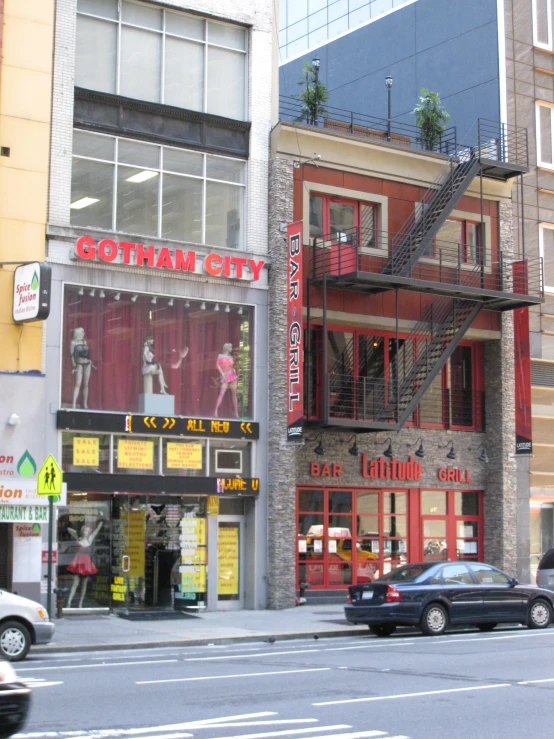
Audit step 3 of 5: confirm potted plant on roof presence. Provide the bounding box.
[296,60,330,126]
[411,88,451,152]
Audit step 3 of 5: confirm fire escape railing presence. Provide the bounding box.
[309,227,544,301]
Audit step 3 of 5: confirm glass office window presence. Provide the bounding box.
[70,131,246,248]
[76,1,248,120]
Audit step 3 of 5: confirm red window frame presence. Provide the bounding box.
[306,323,484,431]
[296,487,484,590]
[309,193,380,249]
[433,218,483,265]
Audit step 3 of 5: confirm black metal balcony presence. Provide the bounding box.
[319,372,484,431]
[308,227,543,310]
[472,118,529,180]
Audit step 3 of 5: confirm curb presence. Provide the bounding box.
[32,627,367,654]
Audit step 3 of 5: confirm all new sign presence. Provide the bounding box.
[12,262,52,322]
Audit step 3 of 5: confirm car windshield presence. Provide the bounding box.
[375,563,436,583]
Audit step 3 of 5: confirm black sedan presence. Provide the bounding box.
[345,561,554,637]
[0,661,31,739]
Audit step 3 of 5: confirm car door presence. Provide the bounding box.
[436,563,483,623]
[468,563,527,621]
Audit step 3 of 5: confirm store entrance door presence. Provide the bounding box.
[217,516,244,610]
[110,496,205,611]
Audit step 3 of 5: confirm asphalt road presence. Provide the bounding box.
[14,625,554,739]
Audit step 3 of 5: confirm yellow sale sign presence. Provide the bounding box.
[73,437,99,467]
[166,443,202,469]
[117,439,153,470]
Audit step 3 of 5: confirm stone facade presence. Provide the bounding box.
[267,157,297,609]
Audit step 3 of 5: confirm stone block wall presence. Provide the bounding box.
[267,157,297,609]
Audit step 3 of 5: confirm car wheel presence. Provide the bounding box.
[528,599,552,629]
[420,603,448,636]
[369,624,397,637]
[477,623,497,632]
[0,621,31,661]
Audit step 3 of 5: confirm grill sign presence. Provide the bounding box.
[287,222,304,441]
[12,262,51,323]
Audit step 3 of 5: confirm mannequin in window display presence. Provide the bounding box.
[170,346,189,369]
[142,337,168,394]
[214,343,239,418]
[70,327,96,409]
[66,520,104,608]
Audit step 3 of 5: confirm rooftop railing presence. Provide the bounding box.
[279,95,458,156]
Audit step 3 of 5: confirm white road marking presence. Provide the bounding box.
[321,644,415,652]
[426,630,554,646]
[313,683,512,706]
[137,668,331,685]
[204,726,352,739]
[518,677,554,685]
[21,677,64,688]
[294,733,389,739]
[16,660,178,672]
[185,649,321,661]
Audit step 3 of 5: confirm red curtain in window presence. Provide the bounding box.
[62,290,245,418]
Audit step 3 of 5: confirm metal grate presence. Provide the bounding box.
[531,361,554,388]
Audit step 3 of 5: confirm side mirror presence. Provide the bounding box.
[510,577,519,587]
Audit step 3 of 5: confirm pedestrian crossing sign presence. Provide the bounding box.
[37,455,63,496]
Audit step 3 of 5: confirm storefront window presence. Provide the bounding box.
[162,439,206,476]
[421,490,447,515]
[57,494,111,608]
[61,286,254,418]
[209,440,251,476]
[62,433,110,473]
[71,131,246,248]
[114,436,160,474]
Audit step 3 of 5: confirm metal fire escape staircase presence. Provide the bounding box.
[383,154,481,278]
[307,119,539,430]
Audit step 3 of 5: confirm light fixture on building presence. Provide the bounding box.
[185,300,190,308]
[347,435,359,457]
[214,303,220,312]
[238,306,243,315]
[225,304,230,313]
[70,196,99,210]
[7,413,20,426]
[439,439,456,460]
[78,288,84,296]
[89,289,96,297]
[151,296,157,305]
[381,436,394,459]
[168,298,174,307]
[311,56,320,71]
[407,437,425,459]
[125,170,159,184]
[114,292,121,301]
[131,294,138,303]
[471,443,489,464]
[373,340,379,348]
[200,302,206,310]
[99,290,105,299]
[313,434,325,456]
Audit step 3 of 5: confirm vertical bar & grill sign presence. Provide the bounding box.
[287,221,304,441]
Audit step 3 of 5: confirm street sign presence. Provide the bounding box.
[37,455,63,497]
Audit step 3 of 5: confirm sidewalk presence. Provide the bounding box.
[33,605,367,654]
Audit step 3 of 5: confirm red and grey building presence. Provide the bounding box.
[267,102,541,606]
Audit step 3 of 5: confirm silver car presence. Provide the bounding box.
[0,591,55,661]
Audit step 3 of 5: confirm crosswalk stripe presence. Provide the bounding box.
[202,726,352,739]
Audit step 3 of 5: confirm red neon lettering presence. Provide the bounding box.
[120,242,136,264]
[310,463,320,477]
[438,468,447,481]
[98,239,118,262]
[204,254,222,276]
[248,259,265,281]
[321,464,331,477]
[231,257,248,278]
[156,247,174,270]
[76,236,96,260]
[174,250,196,272]
[223,256,232,278]
[331,464,342,478]
[136,244,155,267]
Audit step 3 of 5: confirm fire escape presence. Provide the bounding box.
[305,120,544,431]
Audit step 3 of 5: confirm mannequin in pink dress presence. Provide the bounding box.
[66,521,104,608]
[214,343,239,418]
